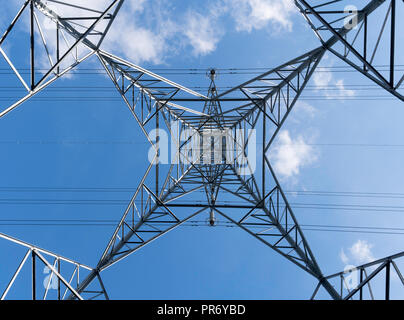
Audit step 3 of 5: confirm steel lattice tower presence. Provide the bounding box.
[0,0,403,300]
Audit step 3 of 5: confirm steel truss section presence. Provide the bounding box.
[217,46,326,147]
[311,251,404,300]
[0,0,124,117]
[294,0,404,101]
[65,45,341,300]
[0,232,108,300]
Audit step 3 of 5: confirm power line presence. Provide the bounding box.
[0,187,404,197]
[3,140,404,148]
[0,197,404,214]
[2,64,403,71]
[0,97,400,102]
[0,84,399,91]
[0,218,403,236]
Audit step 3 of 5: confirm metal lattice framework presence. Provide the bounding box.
[0,0,403,300]
[312,250,404,300]
[294,0,403,101]
[0,232,108,300]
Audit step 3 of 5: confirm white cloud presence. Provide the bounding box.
[5,0,162,68]
[313,69,356,100]
[48,0,165,65]
[340,240,375,265]
[227,0,296,32]
[335,79,355,98]
[269,130,317,179]
[104,14,165,64]
[340,249,349,265]
[4,0,299,66]
[313,55,356,100]
[98,0,297,60]
[292,101,317,120]
[313,69,333,88]
[183,11,222,56]
[349,240,374,264]
[180,0,297,55]
[103,0,179,64]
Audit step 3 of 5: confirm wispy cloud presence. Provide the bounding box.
[68,0,169,65]
[104,2,167,64]
[313,68,333,88]
[334,79,355,98]
[181,0,297,55]
[183,11,222,56]
[269,130,318,180]
[349,240,375,264]
[6,0,168,66]
[340,248,350,265]
[290,101,317,123]
[313,55,356,100]
[340,240,375,265]
[4,0,299,65]
[226,0,297,33]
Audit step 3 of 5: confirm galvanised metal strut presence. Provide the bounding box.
[294,0,403,101]
[0,0,125,117]
[0,0,402,300]
[0,232,109,300]
[312,250,404,300]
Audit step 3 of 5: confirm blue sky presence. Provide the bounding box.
[0,0,403,299]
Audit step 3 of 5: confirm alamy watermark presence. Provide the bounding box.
[342,265,359,291]
[147,120,256,175]
[43,266,58,290]
[344,5,358,30]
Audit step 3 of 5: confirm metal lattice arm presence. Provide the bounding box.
[97,50,209,133]
[0,0,124,117]
[219,46,326,147]
[213,160,340,300]
[0,232,108,300]
[294,0,403,100]
[312,250,404,300]
[68,154,214,298]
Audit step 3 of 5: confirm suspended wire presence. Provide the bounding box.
[0,198,404,214]
[284,190,404,199]
[3,65,404,70]
[0,97,399,102]
[0,64,401,234]
[0,72,401,102]
[0,188,403,234]
[0,187,404,197]
[0,84,396,91]
[3,140,404,148]
[0,218,403,236]
[0,64,401,103]
[0,64,403,75]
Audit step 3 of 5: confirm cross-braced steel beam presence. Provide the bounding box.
[311,250,404,300]
[0,0,124,117]
[0,232,108,300]
[294,0,403,101]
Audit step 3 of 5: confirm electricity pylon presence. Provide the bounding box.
[0,0,402,300]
